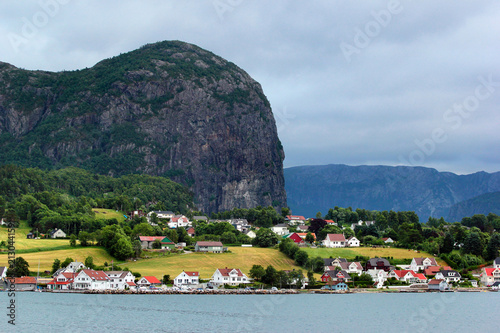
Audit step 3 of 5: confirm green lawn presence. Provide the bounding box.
[302,247,446,265]
[93,208,127,222]
[0,221,71,250]
[121,246,302,280]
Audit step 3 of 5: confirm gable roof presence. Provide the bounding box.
[139,236,167,242]
[184,271,199,277]
[297,232,316,240]
[437,270,461,278]
[286,215,305,220]
[273,223,288,228]
[296,225,309,231]
[196,241,223,247]
[81,269,110,281]
[482,268,500,277]
[428,279,445,285]
[14,276,37,284]
[322,270,351,280]
[142,276,161,284]
[367,258,391,266]
[424,266,442,276]
[325,234,346,242]
[413,257,438,266]
[217,268,244,277]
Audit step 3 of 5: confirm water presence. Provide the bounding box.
[0,292,498,332]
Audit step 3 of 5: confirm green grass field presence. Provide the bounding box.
[0,247,118,274]
[302,247,446,265]
[0,221,71,250]
[121,246,302,279]
[92,208,126,222]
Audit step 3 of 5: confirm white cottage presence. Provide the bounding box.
[322,234,346,248]
[174,271,200,286]
[346,236,360,247]
[410,257,438,272]
[73,270,110,290]
[106,271,136,290]
[210,268,250,286]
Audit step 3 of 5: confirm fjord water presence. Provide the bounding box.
[1,292,498,332]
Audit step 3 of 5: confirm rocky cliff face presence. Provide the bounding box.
[285,164,500,221]
[0,41,286,213]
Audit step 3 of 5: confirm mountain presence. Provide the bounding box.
[447,191,500,221]
[284,164,500,221]
[0,40,286,214]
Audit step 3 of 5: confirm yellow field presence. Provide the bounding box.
[93,208,126,222]
[302,247,446,265]
[121,247,303,279]
[0,247,116,273]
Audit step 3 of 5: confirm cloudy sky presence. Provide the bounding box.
[1,0,499,174]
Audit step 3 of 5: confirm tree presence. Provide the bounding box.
[85,256,95,269]
[221,231,237,244]
[441,232,455,254]
[486,233,500,260]
[252,228,279,248]
[51,259,61,274]
[132,222,155,237]
[152,239,162,249]
[113,237,134,260]
[281,207,290,218]
[163,274,170,285]
[79,231,91,246]
[463,232,484,257]
[305,232,315,244]
[0,195,5,219]
[249,265,266,281]
[315,212,323,219]
[133,239,142,257]
[150,212,159,225]
[294,250,309,266]
[307,270,316,287]
[61,257,74,268]
[70,234,77,247]
[262,265,277,285]
[6,257,30,277]
[309,219,327,236]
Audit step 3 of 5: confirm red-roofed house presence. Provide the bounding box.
[287,233,305,245]
[74,269,110,290]
[187,227,196,237]
[168,215,191,229]
[323,234,346,248]
[47,272,76,290]
[137,276,162,288]
[296,232,316,241]
[285,215,306,226]
[6,276,37,291]
[174,271,200,286]
[480,267,500,286]
[393,270,427,284]
[211,268,250,286]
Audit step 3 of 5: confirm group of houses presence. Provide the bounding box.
[318,256,477,290]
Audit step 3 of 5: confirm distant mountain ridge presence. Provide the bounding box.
[284,164,500,221]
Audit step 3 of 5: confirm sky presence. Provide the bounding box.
[0,0,499,175]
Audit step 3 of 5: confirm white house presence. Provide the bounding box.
[136,276,162,288]
[480,268,500,286]
[271,224,289,236]
[322,234,346,248]
[428,279,449,291]
[285,215,306,226]
[410,257,438,272]
[210,268,250,286]
[246,230,257,239]
[168,215,191,229]
[435,270,461,284]
[346,236,360,247]
[106,271,136,290]
[393,270,427,284]
[382,237,394,243]
[174,271,200,286]
[339,262,363,275]
[51,228,67,238]
[64,262,86,273]
[148,211,174,219]
[47,272,76,290]
[494,257,500,269]
[73,270,110,290]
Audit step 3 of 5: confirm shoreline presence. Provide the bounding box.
[16,287,497,295]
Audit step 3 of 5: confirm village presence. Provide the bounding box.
[2,210,499,294]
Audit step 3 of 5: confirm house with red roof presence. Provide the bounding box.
[210,268,250,286]
[286,233,305,245]
[285,215,306,226]
[5,276,37,291]
[139,236,175,250]
[47,272,76,290]
[393,270,427,284]
[381,237,394,243]
[137,276,162,288]
[174,271,200,286]
[480,267,500,286]
[187,227,196,237]
[73,269,111,290]
[168,215,191,229]
[322,234,346,248]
